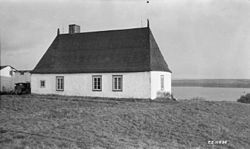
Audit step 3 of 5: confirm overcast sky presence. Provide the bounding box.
[0,0,250,79]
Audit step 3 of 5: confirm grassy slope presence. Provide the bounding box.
[0,95,250,149]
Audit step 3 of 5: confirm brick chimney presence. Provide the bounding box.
[69,24,80,34]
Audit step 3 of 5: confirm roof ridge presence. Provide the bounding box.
[59,27,149,36]
[0,65,16,70]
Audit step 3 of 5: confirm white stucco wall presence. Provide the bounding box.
[31,72,151,99]
[0,66,14,77]
[14,72,31,83]
[0,66,16,92]
[150,71,171,99]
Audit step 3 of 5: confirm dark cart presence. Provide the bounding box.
[14,83,31,94]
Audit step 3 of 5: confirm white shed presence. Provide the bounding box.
[31,24,172,99]
[14,70,31,84]
[0,65,16,92]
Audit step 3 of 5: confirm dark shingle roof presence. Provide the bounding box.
[32,27,171,74]
[0,65,16,70]
[0,66,8,70]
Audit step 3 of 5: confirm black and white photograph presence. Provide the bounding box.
[0,0,250,148]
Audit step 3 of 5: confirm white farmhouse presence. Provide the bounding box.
[0,65,16,92]
[31,24,172,99]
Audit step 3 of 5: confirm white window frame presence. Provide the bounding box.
[92,75,102,91]
[161,75,164,90]
[40,80,45,88]
[56,76,64,91]
[112,75,123,91]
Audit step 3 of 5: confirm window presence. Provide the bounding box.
[20,72,24,75]
[40,80,45,88]
[9,70,13,76]
[113,75,123,91]
[56,76,64,91]
[92,75,102,91]
[161,75,164,90]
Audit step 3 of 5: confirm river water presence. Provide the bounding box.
[172,87,250,101]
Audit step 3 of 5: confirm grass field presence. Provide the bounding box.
[1,94,250,149]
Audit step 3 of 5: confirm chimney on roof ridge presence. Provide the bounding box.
[57,28,60,35]
[69,24,80,34]
[147,19,150,28]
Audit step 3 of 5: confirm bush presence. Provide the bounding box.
[237,93,250,104]
[155,91,176,101]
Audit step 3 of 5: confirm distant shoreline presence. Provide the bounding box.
[172,79,250,88]
[172,85,250,89]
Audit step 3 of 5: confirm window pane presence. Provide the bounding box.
[61,79,64,89]
[59,79,61,89]
[94,81,97,89]
[98,80,101,89]
[98,78,101,89]
[114,78,117,89]
[94,78,97,89]
[59,79,62,89]
[57,81,60,89]
[99,77,102,90]
[161,75,164,90]
[118,78,121,89]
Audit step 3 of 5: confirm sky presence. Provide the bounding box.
[0,0,250,79]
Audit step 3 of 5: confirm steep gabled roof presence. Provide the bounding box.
[32,27,171,74]
[0,66,8,70]
[0,65,16,70]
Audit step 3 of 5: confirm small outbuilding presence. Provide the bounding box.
[31,23,172,99]
[0,65,16,93]
[14,70,31,84]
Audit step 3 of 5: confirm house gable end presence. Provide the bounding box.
[149,29,172,73]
